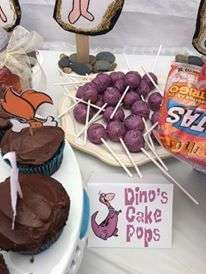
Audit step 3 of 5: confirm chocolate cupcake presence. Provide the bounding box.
[1,126,65,176]
[0,254,10,274]
[0,174,70,254]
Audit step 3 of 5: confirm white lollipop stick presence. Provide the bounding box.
[152,45,162,71]
[58,101,79,119]
[141,66,163,95]
[141,148,199,205]
[77,103,107,138]
[53,80,88,86]
[101,138,133,178]
[110,86,130,120]
[144,138,168,171]
[84,100,91,145]
[120,138,142,178]
[144,122,158,137]
[142,118,155,150]
[65,92,104,111]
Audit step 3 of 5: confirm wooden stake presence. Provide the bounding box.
[76,34,90,64]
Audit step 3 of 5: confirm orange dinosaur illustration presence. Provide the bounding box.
[1,88,53,128]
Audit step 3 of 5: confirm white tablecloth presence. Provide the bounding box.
[38,50,206,274]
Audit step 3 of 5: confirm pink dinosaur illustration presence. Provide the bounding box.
[91,192,121,240]
[0,6,7,23]
[68,0,94,24]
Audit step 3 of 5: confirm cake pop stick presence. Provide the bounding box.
[84,100,91,144]
[54,80,88,86]
[141,66,162,95]
[142,117,155,150]
[141,148,199,205]
[101,138,133,178]
[152,45,162,71]
[120,138,142,178]
[110,86,130,120]
[58,101,79,118]
[77,103,107,137]
[65,92,104,111]
[144,138,168,171]
[144,122,158,136]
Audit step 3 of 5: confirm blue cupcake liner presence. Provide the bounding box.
[17,141,65,176]
[20,229,63,255]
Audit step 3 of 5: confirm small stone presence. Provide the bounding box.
[175,54,188,64]
[69,53,96,65]
[96,51,116,64]
[89,55,96,65]
[93,60,112,72]
[86,63,93,71]
[63,67,72,74]
[58,56,72,68]
[188,55,204,67]
[70,62,92,75]
[110,63,117,71]
[60,53,67,59]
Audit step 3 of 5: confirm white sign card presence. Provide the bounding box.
[88,175,173,248]
[54,0,125,36]
[0,0,21,31]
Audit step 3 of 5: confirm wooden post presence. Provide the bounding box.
[76,34,90,64]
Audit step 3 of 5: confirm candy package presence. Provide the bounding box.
[156,56,206,173]
[0,26,43,96]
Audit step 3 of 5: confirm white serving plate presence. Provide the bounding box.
[1,142,88,274]
[59,84,171,168]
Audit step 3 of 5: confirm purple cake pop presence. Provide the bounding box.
[125,72,141,89]
[73,103,94,124]
[92,73,113,94]
[142,72,158,89]
[95,95,105,108]
[82,85,98,103]
[131,100,150,119]
[151,111,160,125]
[103,106,125,122]
[124,130,145,153]
[123,91,140,109]
[139,79,152,98]
[87,123,107,144]
[76,85,86,99]
[103,87,121,106]
[106,120,126,142]
[114,78,127,93]
[124,115,145,131]
[110,71,125,82]
[148,92,162,111]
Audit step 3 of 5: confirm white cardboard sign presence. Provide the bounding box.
[0,1,21,31]
[54,0,124,36]
[88,175,173,248]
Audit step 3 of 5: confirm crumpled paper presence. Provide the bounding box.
[0,26,43,90]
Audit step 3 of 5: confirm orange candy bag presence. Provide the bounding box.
[157,61,206,172]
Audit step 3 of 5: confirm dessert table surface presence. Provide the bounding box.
[39,50,206,274]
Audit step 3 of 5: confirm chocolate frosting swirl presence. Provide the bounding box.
[0,174,70,253]
[0,254,9,274]
[1,126,64,165]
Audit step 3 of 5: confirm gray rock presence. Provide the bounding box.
[70,62,92,75]
[96,51,116,64]
[69,53,96,65]
[188,55,204,67]
[58,56,72,68]
[175,54,188,64]
[63,67,72,74]
[93,60,112,72]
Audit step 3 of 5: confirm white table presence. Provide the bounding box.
[38,50,205,274]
